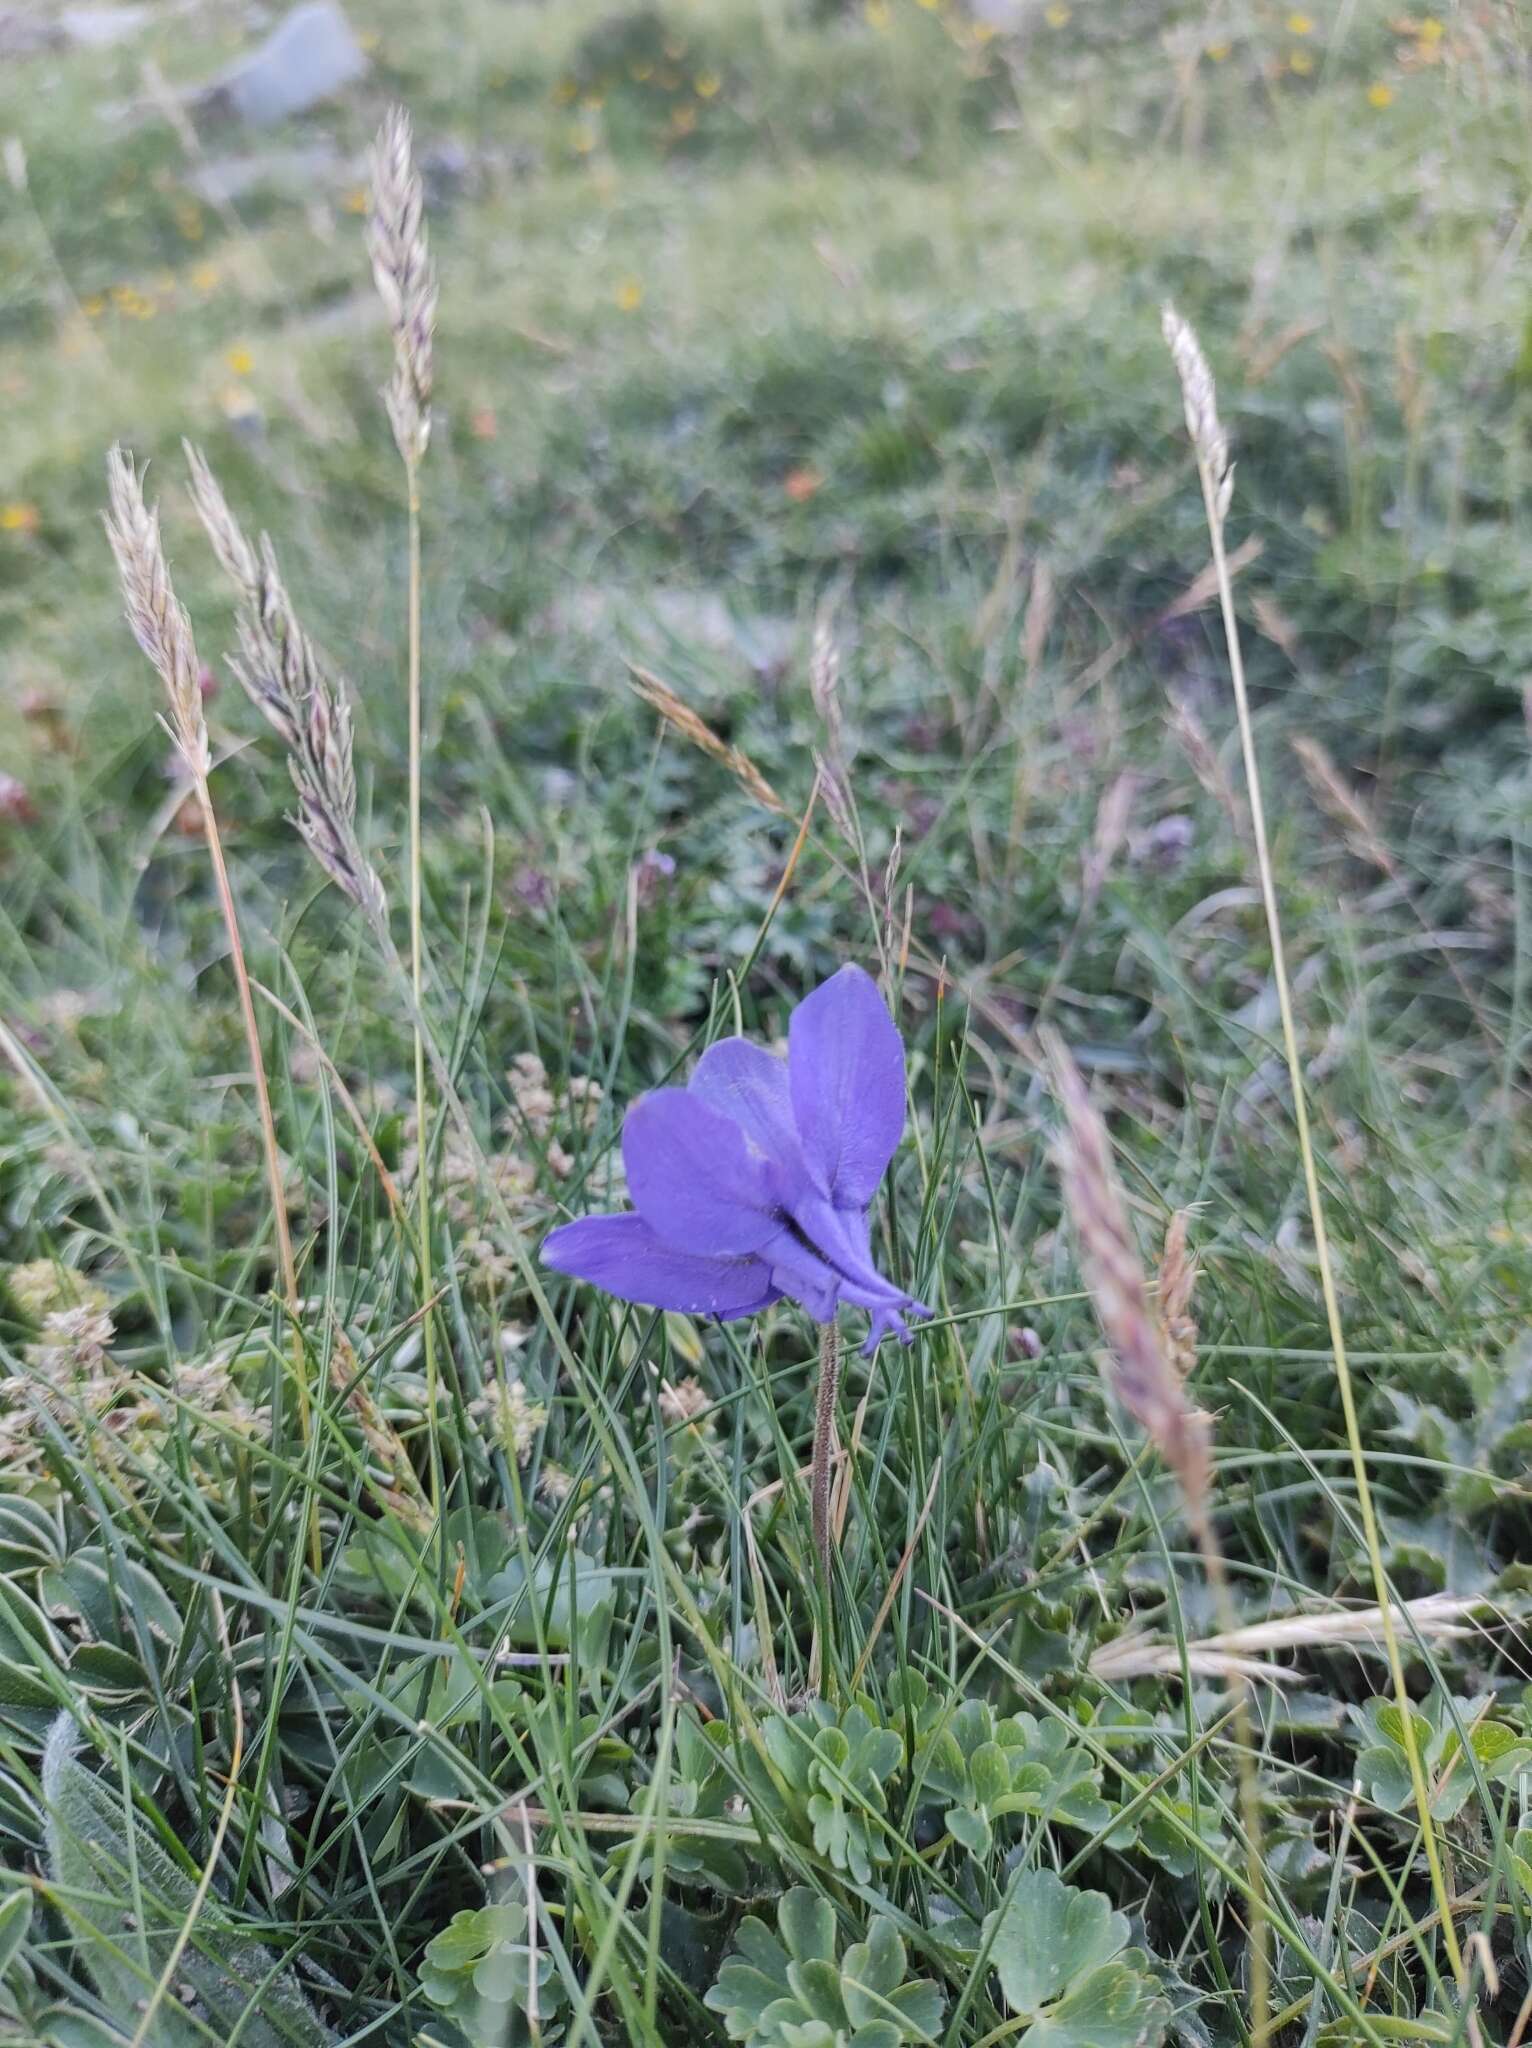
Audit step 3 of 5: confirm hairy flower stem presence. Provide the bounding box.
[810,1320,842,1587]
[1177,327,1467,1998]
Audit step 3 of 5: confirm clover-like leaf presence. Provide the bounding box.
[843,1920,945,2042]
[915,1703,1113,1863]
[750,1702,903,1885]
[1351,1693,1531,1824]
[986,1870,1128,2013]
[983,1869,1167,2048]
[995,1715,1114,1836]
[1024,1955,1173,2048]
[614,1709,750,1893]
[705,1890,943,2047]
[418,1900,565,2047]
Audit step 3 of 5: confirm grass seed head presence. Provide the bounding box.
[185,445,388,928]
[1047,1035,1211,1512]
[1162,303,1233,521]
[104,447,210,778]
[368,105,437,468]
[628,664,786,812]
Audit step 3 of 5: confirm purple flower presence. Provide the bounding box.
[541,964,930,1354]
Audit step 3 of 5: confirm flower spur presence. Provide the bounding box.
[541,964,930,1354]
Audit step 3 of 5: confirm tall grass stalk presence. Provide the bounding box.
[1163,303,1468,1999]
[369,107,442,1514]
[102,449,313,1486]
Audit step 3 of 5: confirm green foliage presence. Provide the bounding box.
[904,1679,1113,1859]
[982,1871,1169,2048]
[704,1888,943,2048]
[613,1708,751,1893]
[1352,1693,1532,1823]
[3,0,1532,2042]
[416,1900,565,2047]
[742,1702,903,1886]
[41,1717,335,2046]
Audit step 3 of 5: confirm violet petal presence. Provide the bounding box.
[541,1213,781,1318]
[690,1037,809,1192]
[788,963,906,1208]
[622,1087,781,1255]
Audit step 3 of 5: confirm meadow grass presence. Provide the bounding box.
[2,1,1532,2043]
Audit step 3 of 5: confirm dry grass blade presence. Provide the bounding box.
[627,663,786,812]
[1168,695,1246,834]
[1081,770,1138,917]
[1163,300,1467,2001]
[1092,1593,1484,1683]
[368,105,436,468]
[1292,736,1396,878]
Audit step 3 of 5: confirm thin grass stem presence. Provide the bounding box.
[1170,306,1469,1997]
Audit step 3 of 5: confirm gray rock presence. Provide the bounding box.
[194,1,367,127]
[0,10,65,55]
[187,141,344,205]
[61,4,152,47]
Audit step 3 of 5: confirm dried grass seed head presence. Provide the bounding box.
[368,105,437,467]
[104,447,210,777]
[184,445,388,927]
[809,607,856,840]
[1162,302,1233,521]
[628,664,786,812]
[1047,1035,1211,1508]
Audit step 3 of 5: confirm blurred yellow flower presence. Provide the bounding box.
[1419,15,1444,40]
[1045,3,1072,23]
[1367,80,1394,105]
[670,102,697,135]
[1207,40,1231,60]
[694,71,721,97]
[226,344,254,376]
[1,504,39,536]
[192,262,220,292]
[1286,12,1314,32]
[615,278,644,312]
[81,294,105,319]
[343,186,369,214]
[581,92,605,110]
[864,0,890,26]
[1289,47,1314,72]
[572,125,597,155]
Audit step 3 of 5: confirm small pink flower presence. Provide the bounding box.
[0,774,35,824]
